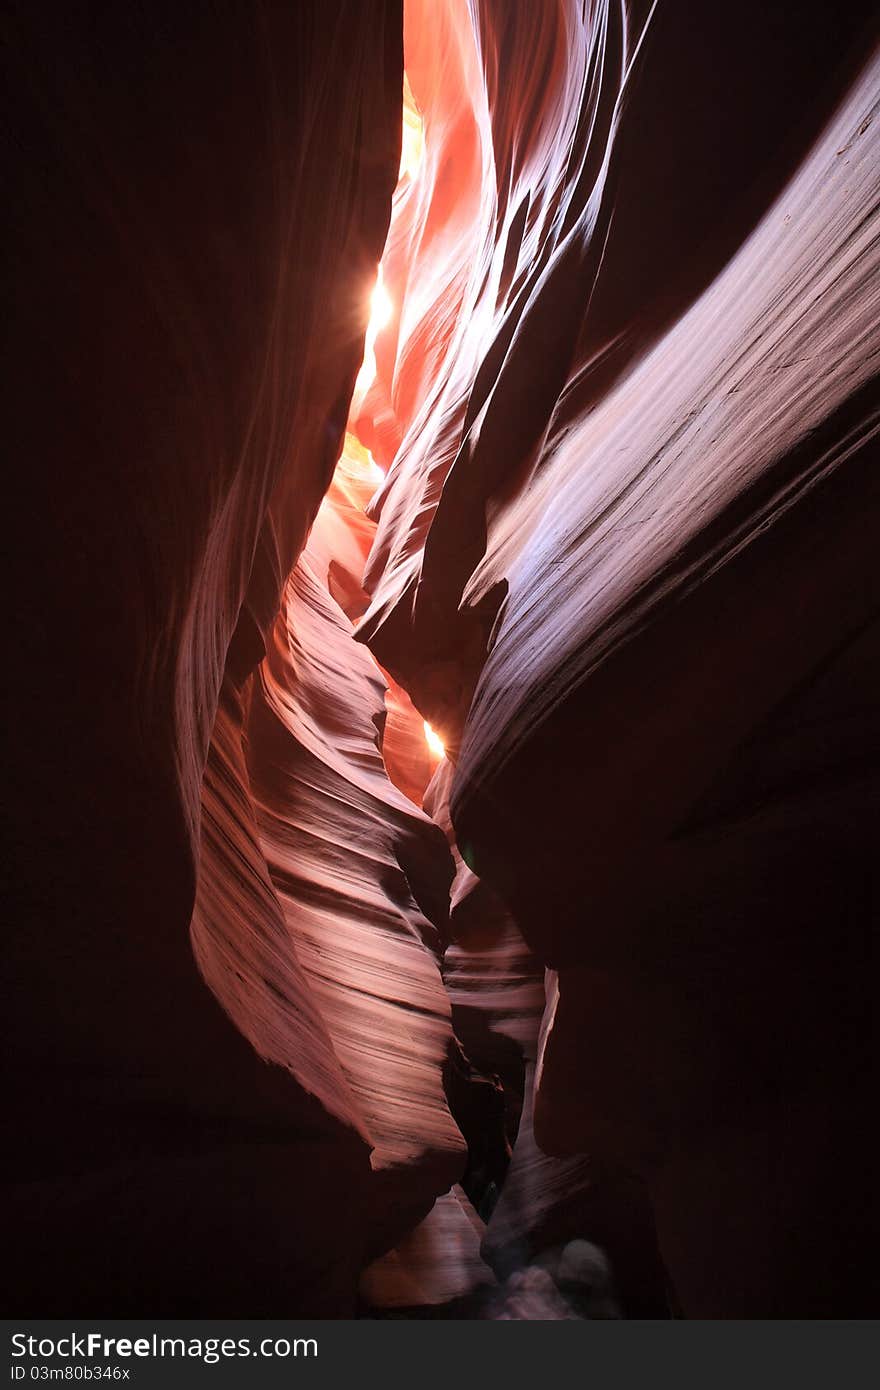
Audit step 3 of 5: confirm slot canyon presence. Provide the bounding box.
[3,0,878,1319]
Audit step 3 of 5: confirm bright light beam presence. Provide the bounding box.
[423,721,445,759]
[354,266,392,400]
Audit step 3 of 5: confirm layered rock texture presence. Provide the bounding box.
[4,0,878,1317]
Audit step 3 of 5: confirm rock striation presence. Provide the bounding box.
[353,0,880,1316]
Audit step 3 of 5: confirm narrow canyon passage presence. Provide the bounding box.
[4,0,878,1319]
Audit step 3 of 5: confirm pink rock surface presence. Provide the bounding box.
[359,1186,495,1310]
[351,0,878,1316]
[243,539,466,1245]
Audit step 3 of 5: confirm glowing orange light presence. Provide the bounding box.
[369,276,393,332]
[354,266,392,400]
[423,721,445,759]
[399,73,424,182]
[352,80,422,405]
[333,431,385,496]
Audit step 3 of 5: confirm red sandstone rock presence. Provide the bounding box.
[359,1186,495,1312]
[353,0,879,1316]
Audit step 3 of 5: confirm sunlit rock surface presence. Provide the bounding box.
[241,540,465,1247]
[353,0,879,1317]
